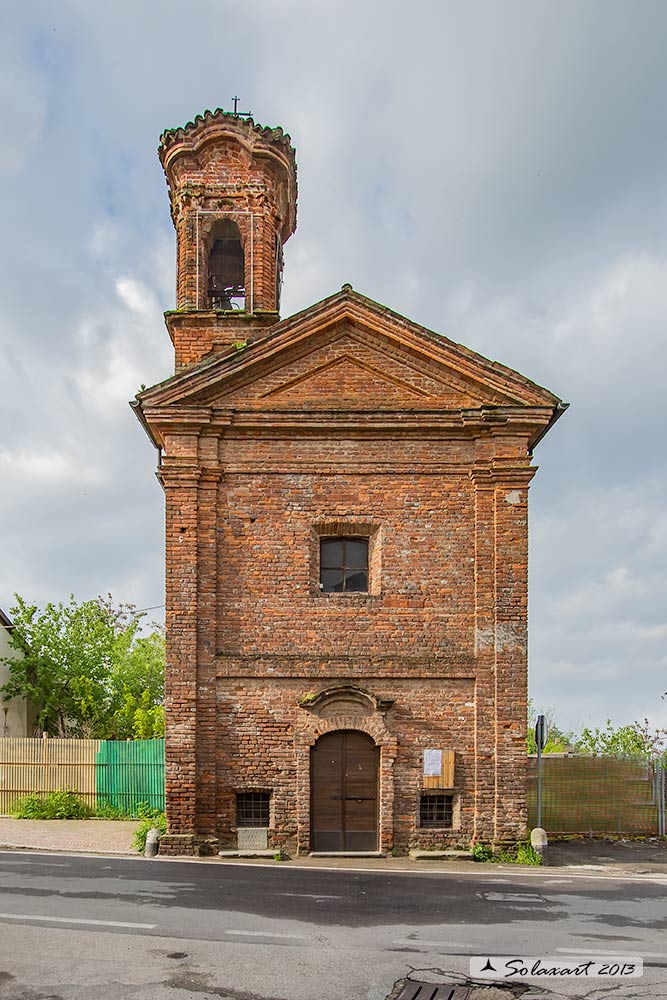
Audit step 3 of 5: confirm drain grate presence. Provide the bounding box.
[396,984,471,1000]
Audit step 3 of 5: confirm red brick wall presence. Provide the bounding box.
[158,424,535,855]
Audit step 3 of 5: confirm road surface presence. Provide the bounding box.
[0,851,665,999]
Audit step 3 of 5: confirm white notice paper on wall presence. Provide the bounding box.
[423,749,442,777]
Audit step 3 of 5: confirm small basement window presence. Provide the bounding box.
[419,793,453,829]
[320,537,369,593]
[236,792,270,827]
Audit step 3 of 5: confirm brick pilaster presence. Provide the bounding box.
[194,450,221,837]
[470,468,497,843]
[162,455,201,838]
[492,468,535,841]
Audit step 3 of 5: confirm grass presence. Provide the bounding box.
[471,840,542,866]
[132,805,167,853]
[471,842,494,863]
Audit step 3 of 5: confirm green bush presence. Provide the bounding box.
[94,801,131,819]
[496,841,542,865]
[514,841,542,866]
[94,799,165,820]
[14,790,93,820]
[471,842,494,862]
[471,840,542,865]
[132,808,167,853]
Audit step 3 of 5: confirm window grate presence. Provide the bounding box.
[419,793,453,829]
[236,792,270,827]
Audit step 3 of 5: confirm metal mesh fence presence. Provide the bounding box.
[527,754,660,835]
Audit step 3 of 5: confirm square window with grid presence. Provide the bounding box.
[236,792,270,827]
[320,537,369,592]
[419,793,453,828]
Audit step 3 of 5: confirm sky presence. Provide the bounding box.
[1,0,666,735]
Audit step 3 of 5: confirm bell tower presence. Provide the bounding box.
[158,109,297,370]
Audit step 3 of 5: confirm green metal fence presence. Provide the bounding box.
[96,739,164,813]
[527,754,660,836]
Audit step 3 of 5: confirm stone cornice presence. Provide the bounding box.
[146,404,552,430]
[164,309,280,349]
[159,463,203,488]
[138,401,555,453]
[469,464,536,488]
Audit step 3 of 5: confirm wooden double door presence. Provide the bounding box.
[310,730,379,852]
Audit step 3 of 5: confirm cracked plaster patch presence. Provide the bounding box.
[475,625,526,652]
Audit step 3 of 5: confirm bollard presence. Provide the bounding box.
[144,827,161,858]
[531,827,548,866]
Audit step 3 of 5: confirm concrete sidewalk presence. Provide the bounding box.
[0,818,665,876]
[0,818,139,855]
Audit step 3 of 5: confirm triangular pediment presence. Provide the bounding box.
[138,287,563,423]
[260,355,434,403]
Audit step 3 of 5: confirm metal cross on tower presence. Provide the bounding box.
[231,96,252,117]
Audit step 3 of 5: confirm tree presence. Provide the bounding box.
[0,594,164,739]
[575,718,667,761]
[107,630,165,739]
[526,701,575,754]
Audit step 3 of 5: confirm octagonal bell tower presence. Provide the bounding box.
[159,109,297,370]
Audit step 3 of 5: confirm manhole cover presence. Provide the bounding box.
[396,984,471,1000]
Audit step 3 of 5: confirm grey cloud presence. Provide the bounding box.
[2,0,666,733]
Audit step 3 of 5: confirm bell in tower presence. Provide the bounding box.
[207,219,245,310]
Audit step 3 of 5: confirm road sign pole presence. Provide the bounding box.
[536,737,542,829]
[535,714,547,831]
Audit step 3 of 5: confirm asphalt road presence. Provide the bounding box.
[0,851,665,1000]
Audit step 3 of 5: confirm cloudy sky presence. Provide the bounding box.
[2,0,666,734]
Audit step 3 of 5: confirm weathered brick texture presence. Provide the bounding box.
[135,110,565,856]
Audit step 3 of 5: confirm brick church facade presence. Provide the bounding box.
[133,109,565,856]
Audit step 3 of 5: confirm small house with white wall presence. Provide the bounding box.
[0,608,32,737]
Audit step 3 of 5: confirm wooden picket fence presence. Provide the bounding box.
[0,737,164,814]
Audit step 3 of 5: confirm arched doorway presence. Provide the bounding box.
[310,730,379,851]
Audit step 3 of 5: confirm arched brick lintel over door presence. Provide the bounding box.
[311,730,379,852]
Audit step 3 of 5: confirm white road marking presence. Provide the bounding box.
[391,939,469,949]
[276,892,343,900]
[557,948,667,960]
[0,860,70,867]
[484,867,667,886]
[0,911,155,929]
[214,861,667,885]
[225,929,305,940]
[484,877,574,886]
[482,892,545,902]
[532,879,573,885]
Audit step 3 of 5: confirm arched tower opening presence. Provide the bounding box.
[207,218,245,310]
